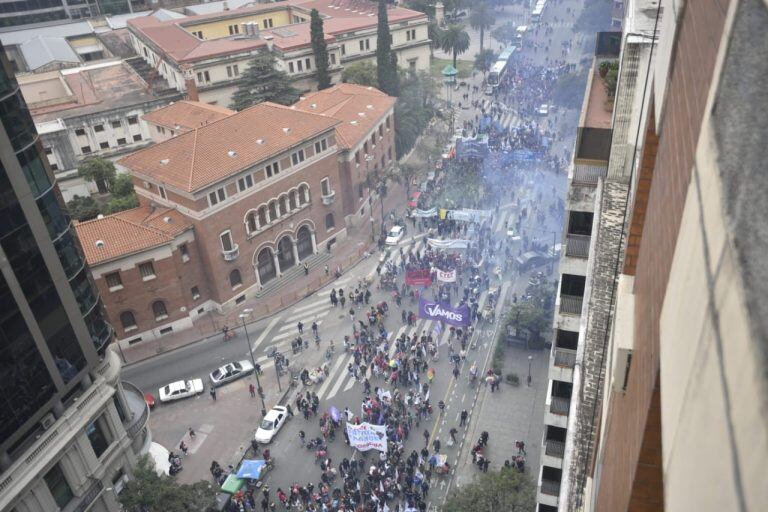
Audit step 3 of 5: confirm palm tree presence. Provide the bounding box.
[469,0,495,52]
[428,21,443,57]
[440,24,471,68]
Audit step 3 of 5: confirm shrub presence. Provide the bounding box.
[506,373,520,386]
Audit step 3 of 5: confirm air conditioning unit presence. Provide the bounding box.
[40,413,56,430]
[612,348,633,392]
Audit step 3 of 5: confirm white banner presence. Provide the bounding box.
[436,268,457,282]
[412,207,438,218]
[346,422,388,453]
[448,209,494,222]
[427,238,472,249]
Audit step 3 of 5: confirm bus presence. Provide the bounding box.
[531,0,547,23]
[487,47,517,87]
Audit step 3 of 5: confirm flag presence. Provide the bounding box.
[433,321,442,337]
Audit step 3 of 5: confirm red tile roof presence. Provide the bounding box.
[74,206,191,265]
[293,83,395,149]
[119,102,340,192]
[142,100,234,133]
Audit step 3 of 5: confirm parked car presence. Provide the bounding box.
[385,226,405,245]
[209,360,255,387]
[537,104,550,116]
[254,405,289,443]
[514,251,550,272]
[158,379,204,403]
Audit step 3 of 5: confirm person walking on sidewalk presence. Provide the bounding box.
[460,409,468,427]
[449,428,458,444]
[303,262,309,275]
[423,429,430,448]
[324,264,329,276]
[311,321,319,338]
[249,383,256,398]
[297,321,304,334]
[209,387,217,401]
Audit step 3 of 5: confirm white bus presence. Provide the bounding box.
[531,0,547,23]
[487,47,517,87]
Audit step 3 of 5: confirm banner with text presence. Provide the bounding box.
[435,268,457,282]
[412,207,438,218]
[418,299,471,327]
[346,422,388,453]
[427,238,473,249]
[405,268,432,286]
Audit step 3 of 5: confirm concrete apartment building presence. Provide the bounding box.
[126,0,430,107]
[73,83,395,347]
[0,48,148,512]
[538,0,768,510]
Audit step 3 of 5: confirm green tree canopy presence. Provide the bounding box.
[229,52,300,111]
[440,24,471,67]
[443,467,536,512]
[394,71,437,159]
[491,21,518,46]
[66,195,100,221]
[119,455,217,512]
[428,21,443,56]
[474,49,498,75]
[111,173,135,198]
[342,61,378,87]
[78,156,116,193]
[310,9,331,90]
[506,278,555,342]
[469,0,495,52]
[104,194,139,215]
[376,0,400,96]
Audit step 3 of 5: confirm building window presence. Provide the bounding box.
[86,418,110,458]
[229,269,242,288]
[127,116,138,125]
[237,174,253,192]
[75,128,86,136]
[297,60,303,72]
[191,286,200,300]
[359,39,370,51]
[133,134,143,142]
[355,151,360,165]
[105,272,123,290]
[289,190,298,210]
[299,184,310,205]
[208,186,226,207]
[386,116,391,129]
[179,243,190,262]
[192,30,203,39]
[325,213,335,230]
[94,124,104,132]
[158,186,166,199]
[305,58,311,70]
[228,24,239,35]
[291,149,305,166]
[264,18,274,28]
[111,120,121,129]
[246,211,258,233]
[330,53,336,65]
[379,124,383,137]
[99,141,110,150]
[406,28,416,41]
[258,206,268,225]
[321,177,331,196]
[265,161,279,177]
[196,71,211,84]
[226,64,240,78]
[388,147,392,160]
[364,141,369,154]
[358,183,364,198]
[50,163,58,171]
[156,126,165,134]
[220,231,234,252]
[44,146,53,155]
[116,138,127,146]
[44,464,73,509]
[120,311,137,331]
[138,261,156,280]
[371,132,376,146]
[289,62,294,73]
[81,146,92,154]
[152,300,168,321]
[314,138,327,153]
[279,196,288,216]
[268,201,278,221]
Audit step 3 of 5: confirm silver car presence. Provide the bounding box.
[209,360,254,387]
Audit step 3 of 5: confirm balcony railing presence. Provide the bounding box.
[121,381,150,439]
[550,396,571,416]
[540,478,562,496]
[321,190,336,205]
[554,348,577,369]
[73,478,104,512]
[572,164,607,186]
[560,294,584,316]
[565,234,590,258]
[545,439,566,458]
[222,243,239,261]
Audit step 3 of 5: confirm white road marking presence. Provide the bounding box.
[316,354,349,399]
[250,315,283,350]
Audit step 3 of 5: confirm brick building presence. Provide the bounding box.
[539,0,768,510]
[74,84,395,347]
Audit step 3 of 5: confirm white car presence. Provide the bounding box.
[254,405,289,444]
[385,226,405,245]
[485,85,494,96]
[209,360,254,387]
[158,379,204,403]
[537,104,549,116]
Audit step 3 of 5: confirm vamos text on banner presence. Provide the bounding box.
[346,423,388,453]
[418,299,471,327]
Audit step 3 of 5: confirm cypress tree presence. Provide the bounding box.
[376,0,400,96]
[229,52,300,111]
[310,8,332,90]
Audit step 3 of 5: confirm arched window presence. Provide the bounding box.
[289,190,298,210]
[268,201,278,221]
[279,195,288,216]
[152,301,168,321]
[229,269,242,288]
[299,184,310,205]
[258,206,268,226]
[120,311,137,331]
[325,213,335,230]
[246,212,258,233]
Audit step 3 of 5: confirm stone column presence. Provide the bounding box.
[273,251,282,277]
[291,239,300,265]
[310,230,318,254]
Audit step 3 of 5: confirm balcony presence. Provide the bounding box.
[222,243,239,261]
[72,478,104,512]
[565,234,590,258]
[550,347,577,382]
[560,294,584,316]
[122,381,149,439]
[321,190,336,205]
[554,348,577,369]
[545,439,565,458]
[540,478,561,497]
[571,164,607,186]
[550,396,571,416]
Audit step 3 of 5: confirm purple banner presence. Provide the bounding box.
[418,299,471,327]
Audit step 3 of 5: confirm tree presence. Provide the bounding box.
[66,195,100,221]
[394,163,420,199]
[229,52,300,111]
[440,24,471,67]
[342,61,378,87]
[394,71,437,158]
[119,455,216,512]
[111,173,135,197]
[469,0,495,52]
[506,279,555,343]
[376,0,400,96]
[491,21,518,46]
[428,21,443,57]
[443,467,536,512]
[78,157,116,194]
[310,9,331,90]
[474,49,497,76]
[104,194,139,214]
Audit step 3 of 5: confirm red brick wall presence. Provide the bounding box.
[594,0,731,510]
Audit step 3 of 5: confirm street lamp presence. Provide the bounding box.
[239,309,267,417]
[527,355,533,386]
